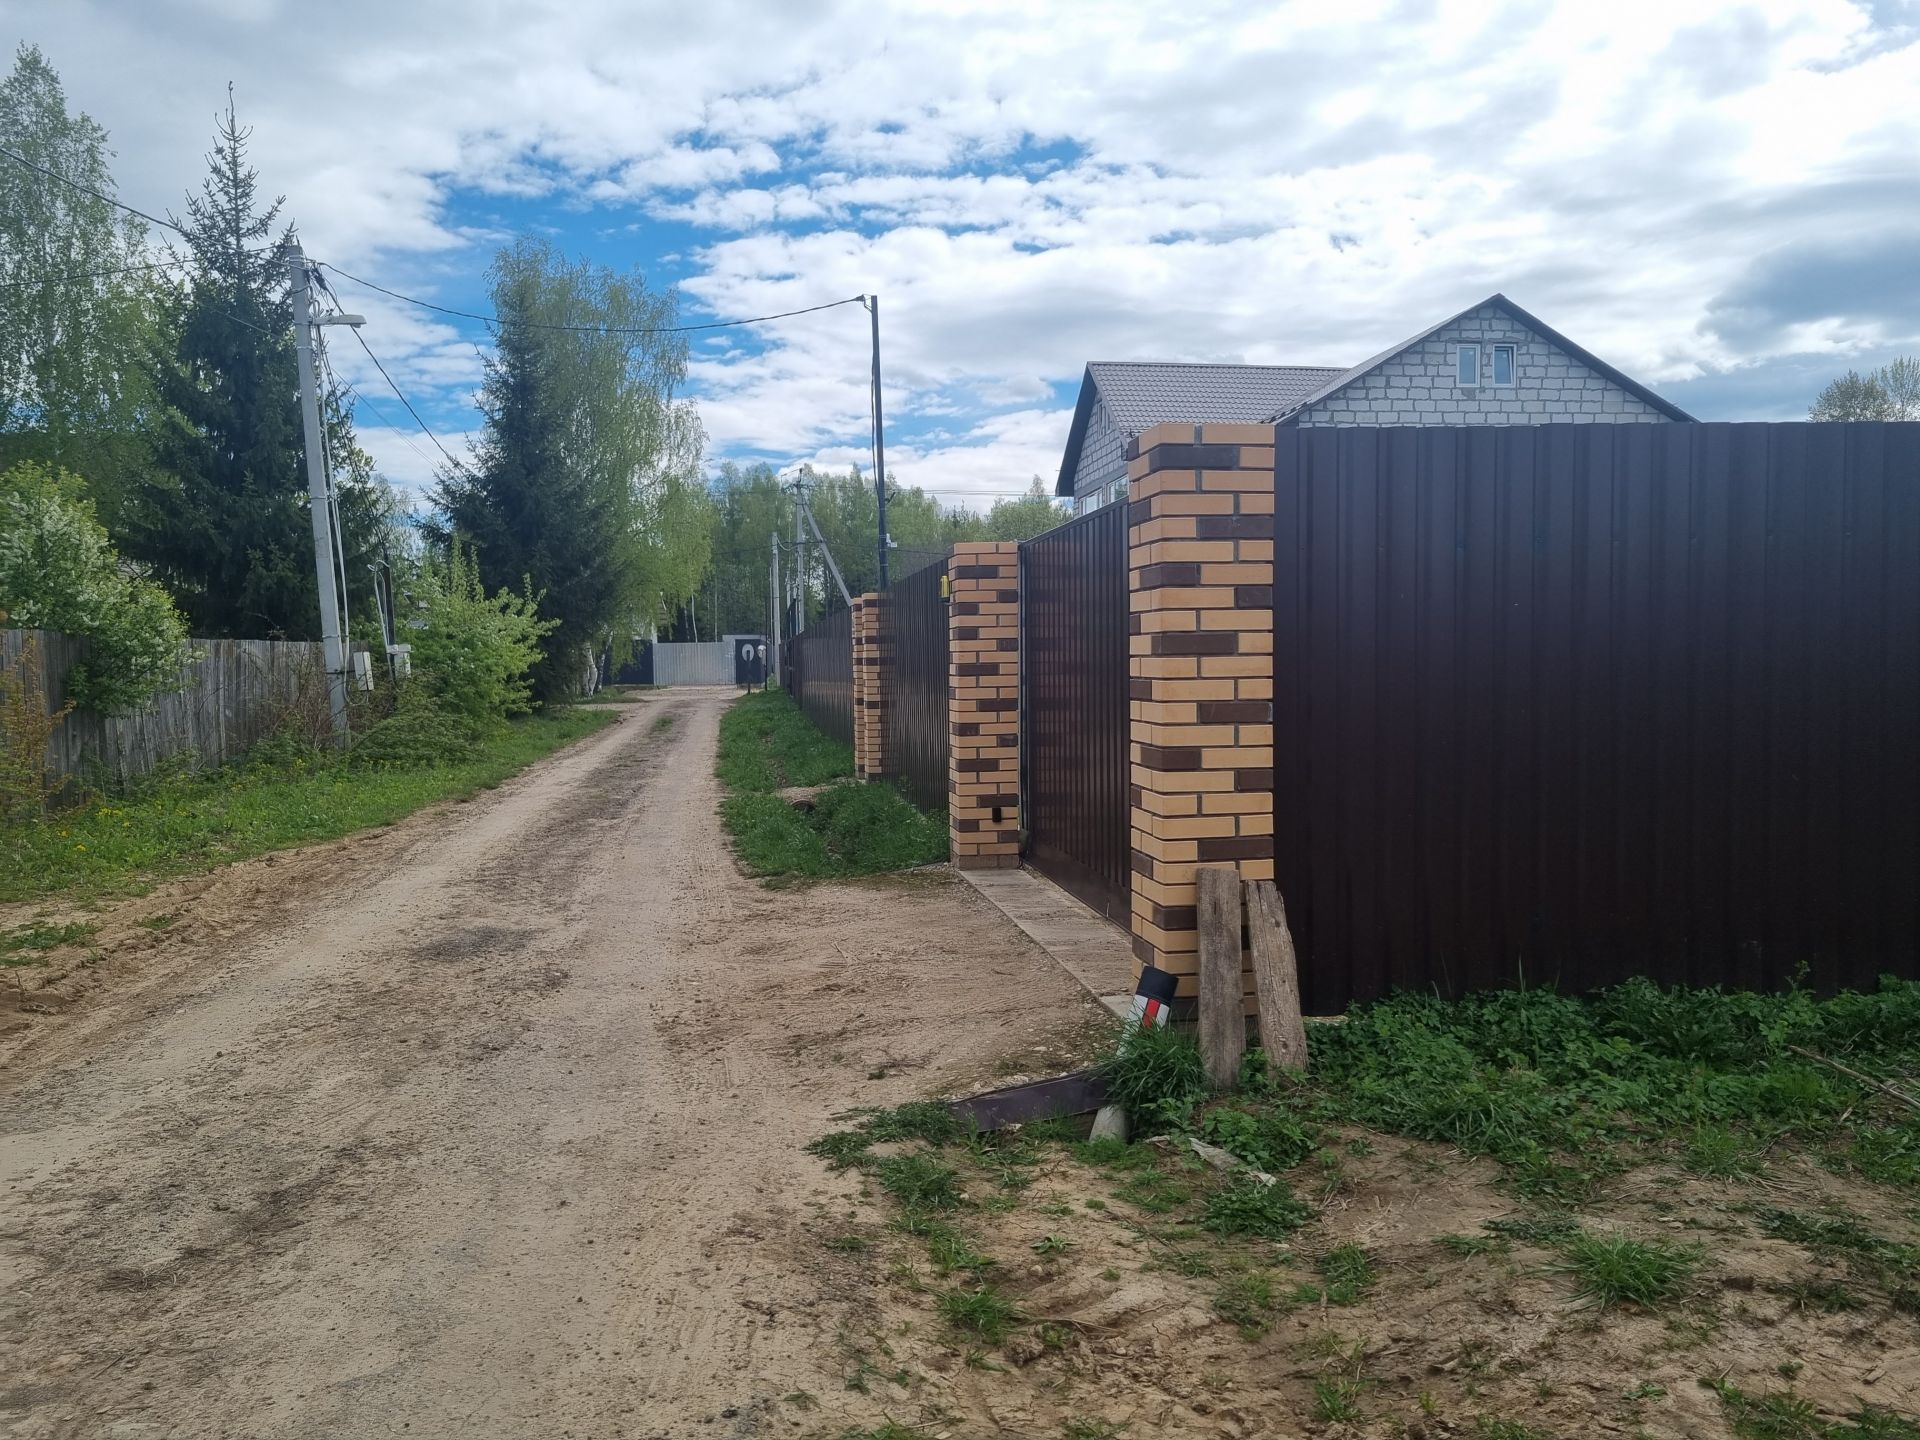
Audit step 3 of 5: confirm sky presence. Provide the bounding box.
[5,0,1918,507]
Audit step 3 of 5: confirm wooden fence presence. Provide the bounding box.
[2,628,325,788]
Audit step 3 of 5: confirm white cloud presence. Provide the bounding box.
[10,0,1917,495]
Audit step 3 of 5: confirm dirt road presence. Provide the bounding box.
[0,690,1102,1439]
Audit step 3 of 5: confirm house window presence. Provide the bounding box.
[1491,343,1516,386]
[1107,476,1129,506]
[1080,489,1104,515]
[1455,344,1481,387]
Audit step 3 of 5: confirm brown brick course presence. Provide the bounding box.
[1128,424,1276,1003]
[949,543,1021,869]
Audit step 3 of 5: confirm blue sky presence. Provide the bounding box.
[8,0,1919,506]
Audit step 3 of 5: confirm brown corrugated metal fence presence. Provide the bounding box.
[1020,502,1132,920]
[883,560,951,812]
[1272,421,1920,1011]
[791,606,854,749]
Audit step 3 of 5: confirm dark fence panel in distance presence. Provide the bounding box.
[791,606,853,749]
[1021,502,1131,922]
[1272,421,1920,1012]
[884,560,951,812]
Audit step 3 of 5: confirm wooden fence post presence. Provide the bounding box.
[1247,880,1308,1072]
[1197,866,1245,1089]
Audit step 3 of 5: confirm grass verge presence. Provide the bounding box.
[716,689,946,879]
[0,707,616,905]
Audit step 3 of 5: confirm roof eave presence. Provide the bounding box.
[1055,365,1099,497]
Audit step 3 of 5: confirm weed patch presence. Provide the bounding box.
[1201,1178,1311,1239]
[937,1284,1018,1343]
[876,1154,963,1212]
[1212,1272,1278,1338]
[1708,1379,1920,1439]
[0,919,96,961]
[1317,1243,1376,1303]
[0,708,614,903]
[1096,1024,1207,1131]
[716,691,944,878]
[1552,1230,1701,1310]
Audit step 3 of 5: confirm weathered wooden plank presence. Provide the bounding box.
[1247,880,1309,1073]
[946,1070,1109,1132]
[1197,865,1245,1090]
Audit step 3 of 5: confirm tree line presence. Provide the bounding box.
[1,41,1074,711]
[688,463,1065,639]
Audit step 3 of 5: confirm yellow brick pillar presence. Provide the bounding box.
[1126,424,1277,1000]
[948,542,1020,868]
[853,591,888,779]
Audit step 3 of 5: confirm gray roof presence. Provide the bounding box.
[1087,361,1347,434]
[1056,361,1345,495]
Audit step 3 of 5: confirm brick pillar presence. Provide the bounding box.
[948,542,1021,869]
[852,591,888,778]
[1127,424,1277,1001]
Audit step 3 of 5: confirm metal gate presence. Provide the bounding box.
[1020,503,1131,922]
[884,561,951,812]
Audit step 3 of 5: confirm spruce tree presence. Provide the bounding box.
[122,88,311,638]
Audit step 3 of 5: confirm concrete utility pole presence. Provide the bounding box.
[791,476,806,636]
[769,529,782,686]
[866,294,889,589]
[288,245,352,739]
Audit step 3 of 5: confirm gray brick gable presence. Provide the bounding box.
[1292,302,1671,428]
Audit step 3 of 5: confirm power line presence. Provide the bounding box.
[0,143,188,238]
[0,255,186,291]
[318,261,866,335]
[343,324,469,475]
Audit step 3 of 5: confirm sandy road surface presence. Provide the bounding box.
[0,689,1101,1439]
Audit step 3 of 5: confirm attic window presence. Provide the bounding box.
[1491,343,1516,386]
[1455,343,1481,387]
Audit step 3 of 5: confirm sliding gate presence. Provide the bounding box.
[1020,503,1131,922]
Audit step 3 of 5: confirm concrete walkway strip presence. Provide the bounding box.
[956,865,1133,1017]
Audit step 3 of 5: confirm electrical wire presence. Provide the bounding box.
[343,324,470,475]
[0,255,187,291]
[318,261,865,336]
[0,143,191,238]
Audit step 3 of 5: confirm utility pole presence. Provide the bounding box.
[769,529,782,687]
[791,476,806,636]
[866,294,889,589]
[288,245,359,740]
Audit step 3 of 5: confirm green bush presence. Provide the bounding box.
[350,696,487,768]
[407,538,556,720]
[0,461,189,713]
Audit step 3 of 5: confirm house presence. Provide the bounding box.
[1055,294,1694,511]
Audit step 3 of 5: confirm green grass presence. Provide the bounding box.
[1212,1271,1278,1338]
[1310,1377,1364,1422]
[716,688,852,792]
[1708,1379,1920,1439]
[1317,1243,1376,1303]
[650,712,677,733]
[0,919,97,962]
[875,1154,963,1211]
[0,708,616,903]
[1474,1420,1551,1440]
[1096,1023,1209,1132]
[1551,1230,1701,1310]
[1201,1177,1312,1239]
[937,1283,1019,1342]
[715,690,946,879]
[1302,976,1920,1199]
